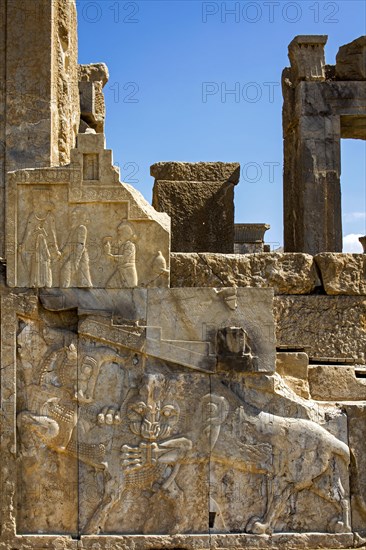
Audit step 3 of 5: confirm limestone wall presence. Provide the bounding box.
[171,252,366,363]
[1,16,366,549]
[0,0,79,256]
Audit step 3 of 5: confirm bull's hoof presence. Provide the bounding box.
[246,517,268,535]
[331,519,351,534]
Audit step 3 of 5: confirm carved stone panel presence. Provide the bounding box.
[1,287,364,547]
[146,288,276,373]
[16,321,79,534]
[5,133,170,289]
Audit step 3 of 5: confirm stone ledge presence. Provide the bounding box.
[171,253,320,295]
[315,253,366,295]
[2,532,358,550]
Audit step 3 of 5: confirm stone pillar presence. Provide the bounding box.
[151,162,240,253]
[283,35,343,255]
[283,35,366,255]
[0,0,80,256]
[234,223,270,253]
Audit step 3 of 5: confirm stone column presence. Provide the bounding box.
[0,0,80,256]
[151,162,240,253]
[283,35,342,254]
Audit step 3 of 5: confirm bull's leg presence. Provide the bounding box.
[246,480,293,535]
[311,477,351,533]
[83,472,125,534]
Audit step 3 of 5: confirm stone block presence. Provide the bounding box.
[360,235,366,253]
[150,161,240,183]
[274,295,366,363]
[344,403,366,532]
[283,39,366,254]
[288,35,327,84]
[336,36,366,81]
[234,223,270,254]
[276,352,310,398]
[78,63,109,133]
[315,253,366,295]
[151,162,239,253]
[5,287,357,540]
[170,252,320,294]
[308,365,366,401]
[146,287,276,373]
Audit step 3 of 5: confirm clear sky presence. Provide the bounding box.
[77,0,366,252]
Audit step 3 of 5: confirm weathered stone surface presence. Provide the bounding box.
[0,0,79,257]
[151,162,239,253]
[171,252,320,294]
[146,287,276,373]
[315,253,366,295]
[150,161,240,183]
[2,18,366,548]
[360,235,366,253]
[283,36,366,255]
[234,223,270,254]
[345,404,366,533]
[288,35,327,84]
[5,133,170,288]
[0,1,5,259]
[274,295,366,362]
[79,63,109,133]
[308,365,366,401]
[5,287,359,541]
[276,352,310,398]
[336,36,366,81]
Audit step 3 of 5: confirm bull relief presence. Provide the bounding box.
[5,133,170,289]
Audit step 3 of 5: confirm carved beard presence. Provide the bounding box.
[140,419,161,441]
[127,401,180,441]
[130,420,142,437]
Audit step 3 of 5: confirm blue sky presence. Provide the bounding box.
[77,0,366,252]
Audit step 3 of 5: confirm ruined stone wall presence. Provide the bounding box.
[0,2,5,259]
[171,252,366,363]
[1,16,366,549]
[0,0,79,256]
[282,35,366,255]
[52,0,80,165]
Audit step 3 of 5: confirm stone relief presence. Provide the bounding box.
[84,373,193,534]
[13,288,365,539]
[6,134,170,289]
[2,5,366,546]
[19,190,60,288]
[104,221,138,288]
[238,407,351,535]
[60,207,92,288]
